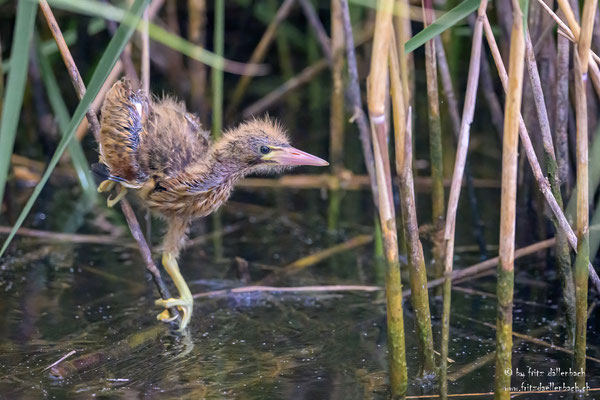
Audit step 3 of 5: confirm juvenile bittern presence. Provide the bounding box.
[96,79,328,331]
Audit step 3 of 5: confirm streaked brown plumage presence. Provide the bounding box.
[97,79,328,330]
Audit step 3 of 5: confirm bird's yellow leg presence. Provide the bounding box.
[155,253,193,331]
[107,185,128,207]
[97,179,115,193]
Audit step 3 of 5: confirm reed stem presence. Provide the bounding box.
[421,0,445,285]
[495,1,524,398]
[141,8,150,93]
[211,0,225,260]
[330,0,345,173]
[188,0,207,117]
[555,9,571,195]
[440,1,487,396]
[393,0,413,105]
[573,0,596,387]
[39,0,101,142]
[398,108,436,377]
[340,0,378,206]
[367,0,408,394]
[327,0,345,231]
[225,0,295,120]
[483,15,600,295]
[435,35,487,258]
[524,29,575,347]
[390,32,435,376]
[298,0,333,64]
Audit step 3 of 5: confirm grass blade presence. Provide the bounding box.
[0,0,150,257]
[404,0,479,54]
[35,35,97,202]
[0,0,37,206]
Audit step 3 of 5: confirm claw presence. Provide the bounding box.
[156,309,179,322]
[155,297,192,331]
[107,185,127,207]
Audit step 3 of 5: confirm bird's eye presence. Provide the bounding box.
[260,145,271,154]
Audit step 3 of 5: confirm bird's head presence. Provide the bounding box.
[216,117,328,174]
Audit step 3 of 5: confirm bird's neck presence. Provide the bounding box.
[188,140,249,192]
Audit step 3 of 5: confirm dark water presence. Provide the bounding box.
[0,188,599,399]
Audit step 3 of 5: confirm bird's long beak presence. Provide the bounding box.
[265,146,329,166]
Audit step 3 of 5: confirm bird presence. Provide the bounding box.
[95,79,328,331]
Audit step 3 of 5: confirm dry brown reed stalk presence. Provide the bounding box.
[388,29,409,270]
[225,0,296,120]
[330,0,345,173]
[480,71,505,140]
[367,0,408,392]
[39,1,180,323]
[483,15,600,295]
[140,7,151,242]
[389,37,406,177]
[297,0,333,64]
[394,0,413,105]
[557,0,579,33]
[242,26,374,118]
[539,0,600,97]
[523,29,576,346]
[573,0,596,387]
[38,0,101,142]
[238,174,500,190]
[555,11,571,193]
[409,238,556,296]
[327,0,345,230]
[141,9,150,93]
[340,0,378,205]
[193,284,382,298]
[495,1,525,397]
[397,108,436,377]
[188,0,207,115]
[243,58,327,118]
[0,226,135,247]
[434,37,460,144]
[258,234,373,284]
[101,0,138,81]
[75,61,124,141]
[391,28,437,376]
[439,1,487,395]
[421,0,445,286]
[435,34,486,257]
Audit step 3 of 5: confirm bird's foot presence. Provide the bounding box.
[155,296,193,331]
[97,180,127,207]
[158,253,194,331]
[107,185,127,207]
[97,179,115,193]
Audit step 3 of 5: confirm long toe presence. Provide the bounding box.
[106,186,127,207]
[97,180,115,193]
[155,297,193,331]
[156,309,178,322]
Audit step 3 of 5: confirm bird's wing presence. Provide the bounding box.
[98,79,149,188]
[137,97,211,180]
